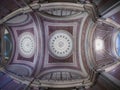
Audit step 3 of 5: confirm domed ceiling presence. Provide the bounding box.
[0,1,120,89]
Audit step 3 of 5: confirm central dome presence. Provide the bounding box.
[49,30,73,59]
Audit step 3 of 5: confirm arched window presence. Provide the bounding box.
[116,32,120,56]
[0,26,12,66]
[4,29,12,59]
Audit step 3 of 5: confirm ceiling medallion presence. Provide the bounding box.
[49,30,73,59]
[19,32,35,58]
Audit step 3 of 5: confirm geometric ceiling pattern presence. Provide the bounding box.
[49,30,73,59]
[38,12,89,82]
[0,2,119,89]
[19,32,35,58]
[4,3,93,87]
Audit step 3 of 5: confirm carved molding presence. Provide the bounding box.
[0,2,98,24]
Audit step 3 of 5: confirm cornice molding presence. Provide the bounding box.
[0,2,98,24]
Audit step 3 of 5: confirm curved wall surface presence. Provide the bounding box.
[6,13,44,77]
[5,10,94,85]
[2,2,119,88]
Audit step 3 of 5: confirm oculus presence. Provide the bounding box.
[95,38,104,51]
[49,30,73,59]
[19,32,35,58]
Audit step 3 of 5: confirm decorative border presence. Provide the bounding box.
[38,12,89,78]
[43,21,78,67]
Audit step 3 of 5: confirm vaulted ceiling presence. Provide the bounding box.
[0,0,120,19]
[0,0,120,89]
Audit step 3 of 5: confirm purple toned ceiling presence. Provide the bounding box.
[0,0,120,88]
[6,11,90,78]
[92,22,118,68]
[0,0,119,19]
[3,6,95,87]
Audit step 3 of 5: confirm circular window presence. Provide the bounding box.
[116,32,120,56]
[49,30,73,59]
[19,32,35,58]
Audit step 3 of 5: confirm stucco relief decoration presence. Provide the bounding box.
[0,1,110,88]
[18,32,35,58]
[49,30,73,59]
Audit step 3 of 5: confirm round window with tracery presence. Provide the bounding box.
[18,32,35,58]
[49,30,73,59]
